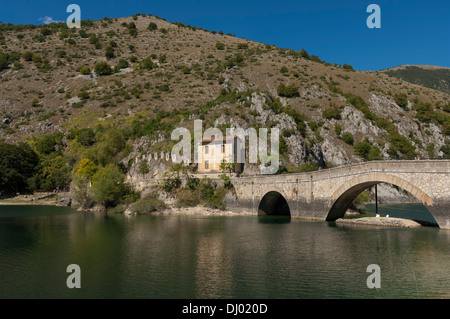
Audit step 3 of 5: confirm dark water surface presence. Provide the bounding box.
[0,204,449,299]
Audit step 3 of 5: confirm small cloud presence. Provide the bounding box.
[38,16,63,25]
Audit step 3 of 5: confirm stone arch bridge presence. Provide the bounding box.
[227,160,450,229]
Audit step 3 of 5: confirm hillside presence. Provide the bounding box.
[0,14,449,202]
[383,65,450,94]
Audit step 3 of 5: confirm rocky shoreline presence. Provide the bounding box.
[123,205,252,216]
[335,217,422,228]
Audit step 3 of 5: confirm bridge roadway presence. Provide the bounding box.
[227,160,450,229]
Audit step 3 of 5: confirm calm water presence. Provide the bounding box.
[0,204,449,299]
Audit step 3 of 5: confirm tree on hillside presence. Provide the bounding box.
[95,61,112,76]
[0,142,40,194]
[91,164,131,208]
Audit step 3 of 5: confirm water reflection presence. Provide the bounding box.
[0,205,449,299]
[258,215,291,224]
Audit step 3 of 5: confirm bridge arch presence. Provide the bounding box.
[258,190,291,216]
[326,172,434,221]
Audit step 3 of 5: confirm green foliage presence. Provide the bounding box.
[75,158,98,178]
[394,93,408,108]
[277,83,299,98]
[300,48,309,59]
[342,63,355,72]
[94,61,112,76]
[349,190,371,213]
[440,140,450,159]
[354,138,382,160]
[298,162,319,172]
[386,131,416,159]
[426,143,435,158]
[105,46,115,59]
[147,22,158,31]
[182,66,191,74]
[219,160,236,176]
[0,52,8,71]
[215,41,225,50]
[23,51,34,61]
[280,66,288,74]
[126,22,138,37]
[39,155,72,191]
[128,196,166,213]
[237,43,248,49]
[0,142,40,194]
[197,177,226,209]
[92,127,126,166]
[385,66,450,94]
[138,160,149,174]
[138,57,156,70]
[160,171,181,192]
[335,124,342,136]
[176,189,200,207]
[36,133,63,155]
[219,174,233,189]
[341,132,354,145]
[91,164,132,208]
[79,66,91,75]
[224,53,244,69]
[279,106,306,137]
[68,128,96,146]
[322,107,341,120]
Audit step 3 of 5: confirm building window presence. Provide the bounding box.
[205,145,209,154]
[205,160,209,169]
[222,144,225,153]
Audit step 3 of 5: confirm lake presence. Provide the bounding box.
[0,204,449,299]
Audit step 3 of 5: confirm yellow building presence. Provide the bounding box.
[197,135,242,174]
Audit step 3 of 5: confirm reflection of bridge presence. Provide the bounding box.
[228,161,450,229]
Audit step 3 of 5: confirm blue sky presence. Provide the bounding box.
[1,0,449,71]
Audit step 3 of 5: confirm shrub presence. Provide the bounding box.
[94,61,112,75]
[298,162,319,172]
[160,172,181,192]
[280,66,288,74]
[23,51,34,61]
[129,197,166,213]
[237,43,248,49]
[394,93,408,108]
[215,41,225,50]
[277,83,299,98]
[182,66,191,74]
[354,138,382,160]
[116,59,129,69]
[322,107,341,120]
[68,128,96,146]
[79,66,91,75]
[341,132,354,145]
[138,57,156,70]
[176,189,201,207]
[0,53,8,71]
[127,22,138,37]
[300,49,310,59]
[342,63,355,71]
[78,91,90,100]
[147,22,157,31]
[105,46,115,59]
